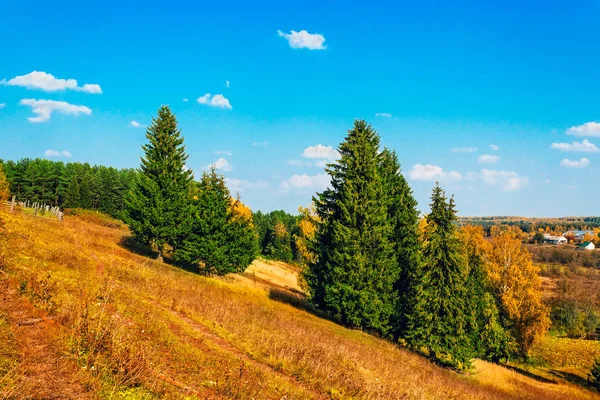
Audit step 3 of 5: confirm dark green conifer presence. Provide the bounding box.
[379,149,422,339]
[308,120,398,335]
[126,105,193,261]
[64,174,81,208]
[175,169,257,274]
[405,184,473,369]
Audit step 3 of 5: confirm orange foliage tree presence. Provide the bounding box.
[0,164,10,202]
[484,230,550,356]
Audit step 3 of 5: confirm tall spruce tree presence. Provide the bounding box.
[405,184,473,369]
[64,174,81,208]
[379,149,422,339]
[126,106,193,261]
[175,169,257,274]
[308,120,398,335]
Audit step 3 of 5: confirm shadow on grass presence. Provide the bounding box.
[267,286,341,325]
[547,369,597,390]
[119,236,201,274]
[503,364,557,384]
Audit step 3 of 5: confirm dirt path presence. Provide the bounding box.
[0,275,93,399]
[145,296,327,400]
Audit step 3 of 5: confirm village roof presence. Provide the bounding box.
[579,241,593,247]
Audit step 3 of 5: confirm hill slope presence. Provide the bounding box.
[0,209,599,399]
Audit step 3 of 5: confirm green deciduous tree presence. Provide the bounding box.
[405,184,473,369]
[308,120,398,335]
[126,105,193,261]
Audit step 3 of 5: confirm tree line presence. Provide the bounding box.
[302,120,549,369]
[0,157,137,219]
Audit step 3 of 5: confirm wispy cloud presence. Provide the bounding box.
[19,99,91,123]
[45,149,72,158]
[224,80,230,88]
[130,120,143,128]
[277,30,326,50]
[567,122,600,137]
[225,178,269,193]
[560,158,590,168]
[451,147,478,153]
[0,103,5,109]
[1,71,102,94]
[375,112,392,118]
[208,157,233,171]
[477,154,499,164]
[489,144,499,151]
[280,173,330,193]
[408,164,462,182]
[253,141,269,148]
[214,150,232,156]
[551,139,599,153]
[479,169,528,191]
[197,93,232,109]
[182,98,189,102]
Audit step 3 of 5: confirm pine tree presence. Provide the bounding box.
[175,169,257,274]
[308,120,398,335]
[79,173,92,209]
[405,184,473,369]
[0,163,10,202]
[590,357,600,389]
[64,174,81,208]
[126,105,193,261]
[379,149,421,339]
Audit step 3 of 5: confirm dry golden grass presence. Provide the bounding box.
[1,208,599,399]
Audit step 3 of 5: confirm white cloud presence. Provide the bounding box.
[44,149,72,158]
[130,120,143,128]
[408,164,462,182]
[302,144,340,160]
[214,150,232,156]
[19,98,91,123]
[1,71,102,94]
[551,139,599,153]
[209,157,233,172]
[480,169,528,191]
[280,173,330,192]
[225,178,269,193]
[489,144,499,151]
[196,93,232,109]
[224,80,230,88]
[277,30,326,50]
[287,160,310,167]
[478,154,499,164]
[375,112,392,118]
[560,158,590,168]
[451,147,478,153]
[567,122,600,137]
[0,103,5,109]
[182,98,189,102]
[253,141,269,148]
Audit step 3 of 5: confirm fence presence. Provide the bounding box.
[2,196,63,221]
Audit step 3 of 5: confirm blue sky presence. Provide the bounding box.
[1,0,599,216]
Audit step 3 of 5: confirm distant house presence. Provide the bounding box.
[578,241,596,251]
[546,235,567,245]
[564,230,595,243]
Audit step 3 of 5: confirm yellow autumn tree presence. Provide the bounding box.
[229,197,253,223]
[294,205,319,265]
[0,164,10,202]
[483,230,550,356]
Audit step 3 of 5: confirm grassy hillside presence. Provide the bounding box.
[1,209,599,399]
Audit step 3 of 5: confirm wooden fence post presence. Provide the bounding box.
[10,195,16,213]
